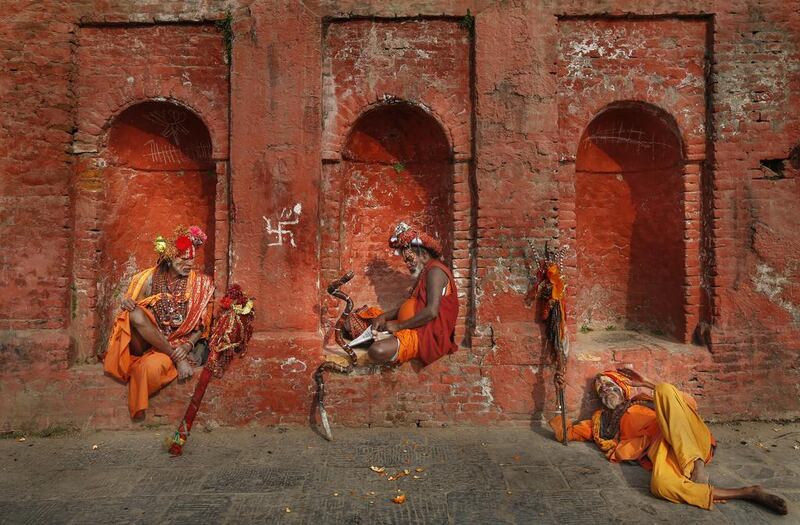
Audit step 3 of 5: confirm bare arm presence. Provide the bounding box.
[394,267,448,331]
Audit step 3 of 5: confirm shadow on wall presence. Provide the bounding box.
[576,101,685,341]
[96,100,217,355]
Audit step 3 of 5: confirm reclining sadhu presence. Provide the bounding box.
[550,368,788,515]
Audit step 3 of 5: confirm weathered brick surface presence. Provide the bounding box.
[0,1,798,430]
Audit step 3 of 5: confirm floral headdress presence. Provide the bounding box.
[154,225,207,261]
[388,221,443,258]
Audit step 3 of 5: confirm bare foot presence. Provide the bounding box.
[690,459,709,484]
[748,486,788,515]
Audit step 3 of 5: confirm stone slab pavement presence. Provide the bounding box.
[1,421,798,524]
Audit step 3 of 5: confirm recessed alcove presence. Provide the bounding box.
[96,100,217,350]
[337,102,454,310]
[575,102,686,341]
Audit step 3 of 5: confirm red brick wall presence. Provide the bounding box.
[72,24,230,360]
[1,1,799,431]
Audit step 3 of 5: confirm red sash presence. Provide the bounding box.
[413,259,459,365]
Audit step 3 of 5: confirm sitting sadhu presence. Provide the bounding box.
[550,369,788,514]
[103,226,215,419]
[350,222,459,366]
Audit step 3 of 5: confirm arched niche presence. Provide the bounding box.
[575,102,685,340]
[339,101,454,309]
[96,100,217,348]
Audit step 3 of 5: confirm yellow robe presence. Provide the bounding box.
[103,268,214,418]
[551,383,715,510]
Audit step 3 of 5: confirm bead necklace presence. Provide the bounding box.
[151,267,189,336]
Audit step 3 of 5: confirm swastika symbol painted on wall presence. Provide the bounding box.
[263,203,302,247]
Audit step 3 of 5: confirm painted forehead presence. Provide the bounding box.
[595,376,621,392]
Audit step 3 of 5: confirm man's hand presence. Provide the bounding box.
[385,320,401,334]
[371,313,388,331]
[121,298,136,312]
[616,368,655,390]
[176,359,193,381]
[554,370,566,390]
[171,343,191,364]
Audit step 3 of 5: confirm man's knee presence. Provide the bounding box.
[655,382,680,400]
[129,307,152,328]
[368,339,397,364]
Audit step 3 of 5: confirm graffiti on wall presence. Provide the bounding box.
[263,203,302,247]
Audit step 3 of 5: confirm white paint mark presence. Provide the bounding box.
[263,202,302,248]
[280,357,307,373]
[146,109,189,145]
[753,263,800,324]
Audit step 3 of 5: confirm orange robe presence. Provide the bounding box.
[551,383,715,510]
[103,267,214,418]
[357,259,458,365]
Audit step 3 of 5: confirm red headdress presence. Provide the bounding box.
[153,225,207,261]
[388,222,443,258]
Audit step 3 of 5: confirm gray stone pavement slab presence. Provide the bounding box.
[0,421,798,524]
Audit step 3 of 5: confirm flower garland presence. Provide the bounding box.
[153,225,207,261]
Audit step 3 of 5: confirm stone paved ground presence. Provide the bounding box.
[1,421,798,524]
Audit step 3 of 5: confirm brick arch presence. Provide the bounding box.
[90,100,219,357]
[339,100,454,307]
[575,100,688,341]
[576,100,686,169]
[99,96,227,161]
[561,96,699,165]
[319,98,474,345]
[323,95,469,161]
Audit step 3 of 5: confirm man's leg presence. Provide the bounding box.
[653,383,712,478]
[367,336,400,364]
[128,352,178,419]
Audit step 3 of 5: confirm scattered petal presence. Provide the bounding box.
[403,469,410,475]
[413,475,420,479]
[91,444,99,450]
[793,445,799,450]
[285,507,291,513]
[18,437,25,442]
[333,492,339,497]
[392,495,406,504]
[370,466,385,473]
[415,467,425,473]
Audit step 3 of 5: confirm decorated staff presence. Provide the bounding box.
[167,284,255,456]
[526,242,570,445]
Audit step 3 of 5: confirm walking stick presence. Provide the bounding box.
[167,284,255,456]
[549,301,569,447]
[529,242,570,446]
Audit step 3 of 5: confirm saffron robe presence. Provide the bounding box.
[103,267,214,418]
[551,383,715,510]
[356,259,459,365]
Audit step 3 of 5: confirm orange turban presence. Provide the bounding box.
[595,370,632,400]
